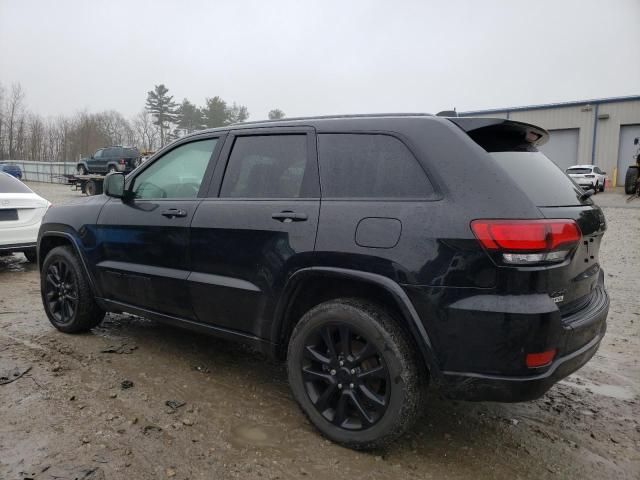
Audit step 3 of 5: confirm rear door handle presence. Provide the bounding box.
[161,208,187,218]
[271,211,308,223]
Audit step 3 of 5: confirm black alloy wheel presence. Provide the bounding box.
[40,246,104,332]
[302,323,390,430]
[44,258,78,325]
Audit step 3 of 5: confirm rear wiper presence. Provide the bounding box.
[580,189,595,201]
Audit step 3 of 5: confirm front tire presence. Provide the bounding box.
[77,165,88,175]
[287,298,426,450]
[41,246,105,333]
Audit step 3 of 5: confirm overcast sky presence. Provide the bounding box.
[1,0,639,121]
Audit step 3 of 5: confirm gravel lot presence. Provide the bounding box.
[1,182,638,479]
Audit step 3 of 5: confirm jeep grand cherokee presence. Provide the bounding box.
[38,114,608,449]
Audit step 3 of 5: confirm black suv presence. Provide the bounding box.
[38,115,609,449]
[76,146,140,175]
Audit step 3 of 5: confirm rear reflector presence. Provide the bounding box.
[471,219,581,265]
[526,349,556,368]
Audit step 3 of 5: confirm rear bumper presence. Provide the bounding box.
[438,279,608,402]
[440,327,604,402]
[0,222,40,247]
[0,241,36,252]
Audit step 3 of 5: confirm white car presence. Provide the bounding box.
[565,165,607,193]
[0,172,50,262]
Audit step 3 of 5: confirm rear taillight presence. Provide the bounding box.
[118,158,126,165]
[470,219,581,265]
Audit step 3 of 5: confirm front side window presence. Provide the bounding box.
[94,149,103,159]
[132,139,217,199]
[220,135,310,198]
[317,134,433,198]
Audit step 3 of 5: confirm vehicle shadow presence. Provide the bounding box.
[90,313,541,462]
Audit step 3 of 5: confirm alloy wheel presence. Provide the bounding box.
[44,259,78,324]
[301,323,390,430]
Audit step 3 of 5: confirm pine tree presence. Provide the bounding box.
[201,96,228,128]
[176,98,204,134]
[145,85,178,146]
[268,109,285,120]
[226,103,249,124]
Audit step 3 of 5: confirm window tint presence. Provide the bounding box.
[0,172,32,193]
[132,139,217,199]
[317,134,432,198]
[493,152,584,206]
[566,167,592,174]
[220,135,310,198]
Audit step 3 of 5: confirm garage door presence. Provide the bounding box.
[539,128,580,171]
[617,124,640,185]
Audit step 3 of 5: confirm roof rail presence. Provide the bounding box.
[233,112,433,126]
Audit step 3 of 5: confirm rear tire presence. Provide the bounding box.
[23,249,37,263]
[625,166,639,194]
[287,298,426,450]
[41,246,104,333]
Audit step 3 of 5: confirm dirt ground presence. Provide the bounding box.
[1,182,638,480]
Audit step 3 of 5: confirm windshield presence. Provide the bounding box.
[0,173,32,194]
[566,168,592,174]
[491,152,587,206]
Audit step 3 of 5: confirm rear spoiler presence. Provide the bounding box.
[447,117,549,151]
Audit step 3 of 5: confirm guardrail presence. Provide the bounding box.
[2,160,76,183]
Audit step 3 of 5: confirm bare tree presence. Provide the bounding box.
[6,83,25,159]
[27,113,45,161]
[133,110,159,151]
[0,83,5,160]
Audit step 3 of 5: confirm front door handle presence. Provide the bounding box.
[271,211,308,223]
[161,208,187,218]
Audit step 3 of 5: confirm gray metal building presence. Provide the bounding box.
[460,95,640,186]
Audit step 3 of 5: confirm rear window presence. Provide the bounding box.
[491,152,585,206]
[0,173,32,193]
[317,134,433,198]
[566,167,592,174]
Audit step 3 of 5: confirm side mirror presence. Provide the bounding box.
[634,137,639,145]
[104,172,126,199]
[602,171,607,175]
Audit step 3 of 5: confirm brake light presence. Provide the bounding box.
[470,219,581,265]
[119,158,126,164]
[526,349,556,368]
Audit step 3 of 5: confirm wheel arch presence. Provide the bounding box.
[38,230,100,297]
[271,267,441,378]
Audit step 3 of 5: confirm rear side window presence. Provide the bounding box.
[492,152,584,206]
[0,173,31,193]
[220,135,312,198]
[317,134,433,198]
